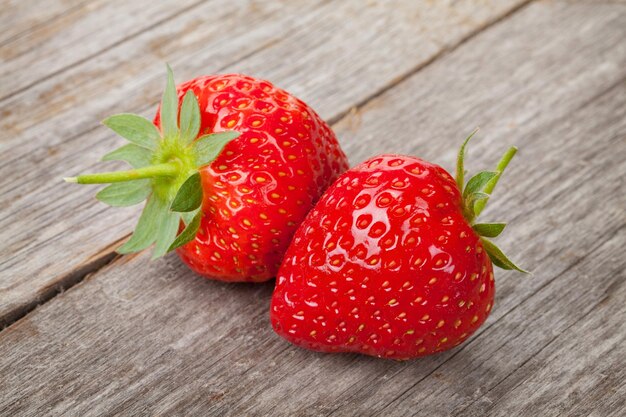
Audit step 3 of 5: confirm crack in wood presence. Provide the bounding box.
[0,0,93,48]
[326,0,536,127]
[0,236,125,329]
[0,0,208,103]
[2,2,624,412]
[0,0,537,333]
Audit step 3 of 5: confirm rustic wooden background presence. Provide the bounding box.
[1,0,625,415]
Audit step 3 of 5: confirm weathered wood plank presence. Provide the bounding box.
[476,254,626,417]
[325,2,626,415]
[1,1,624,416]
[0,0,201,99]
[0,0,87,45]
[233,29,626,415]
[0,0,528,326]
[0,0,329,327]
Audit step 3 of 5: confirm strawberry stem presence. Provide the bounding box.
[474,146,517,216]
[453,133,527,273]
[63,65,241,259]
[64,162,179,184]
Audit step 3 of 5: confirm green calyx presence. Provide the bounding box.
[64,65,240,258]
[455,129,528,273]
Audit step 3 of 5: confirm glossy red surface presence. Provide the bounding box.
[154,74,349,281]
[271,154,494,359]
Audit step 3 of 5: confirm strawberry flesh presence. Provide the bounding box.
[271,154,495,359]
[154,75,349,281]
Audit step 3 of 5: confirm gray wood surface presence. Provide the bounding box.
[1,1,625,416]
[0,0,200,100]
[0,0,86,44]
[0,0,527,327]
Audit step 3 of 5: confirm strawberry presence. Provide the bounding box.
[66,66,348,281]
[270,133,526,359]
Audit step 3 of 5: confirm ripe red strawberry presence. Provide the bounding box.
[66,66,348,281]
[270,134,526,359]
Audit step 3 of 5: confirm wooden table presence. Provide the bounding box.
[1,1,625,415]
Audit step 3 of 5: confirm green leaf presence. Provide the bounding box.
[473,222,506,238]
[168,209,203,252]
[160,64,179,138]
[455,129,479,191]
[102,144,153,168]
[181,209,199,225]
[102,114,160,150]
[179,90,201,144]
[481,238,528,273]
[170,172,202,212]
[475,146,518,217]
[463,171,498,199]
[96,180,151,207]
[464,192,490,223]
[193,131,241,167]
[152,211,181,259]
[118,194,167,254]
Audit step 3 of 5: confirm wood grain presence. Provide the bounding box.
[0,0,87,45]
[0,0,327,327]
[328,2,626,414]
[1,1,624,415]
[477,246,626,417]
[0,0,528,326]
[0,0,201,100]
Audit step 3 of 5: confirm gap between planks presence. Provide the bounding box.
[0,0,92,48]
[326,0,534,126]
[0,239,122,329]
[1,2,624,414]
[0,0,536,332]
[0,0,533,314]
[0,0,206,103]
[0,35,280,329]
